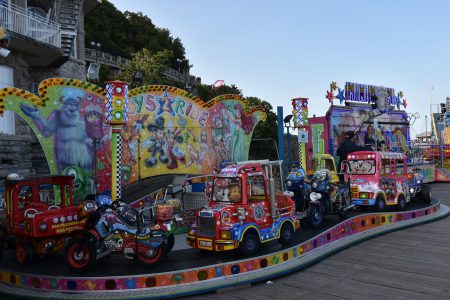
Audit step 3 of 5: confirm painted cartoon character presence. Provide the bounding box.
[212,115,229,165]
[123,114,148,165]
[84,94,104,141]
[224,104,255,162]
[20,94,93,173]
[381,179,396,200]
[188,129,210,170]
[166,127,186,170]
[394,128,409,154]
[63,166,94,201]
[228,184,241,203]
[214,186,229,202]
[186,144,200,168]
[199,130,209,163]
[143,117,169,167]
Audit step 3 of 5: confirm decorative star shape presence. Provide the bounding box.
[326,90,334,103]
[335,88,345,104]
[395,95,401,110]
[155,91,176,117]
[331,81,338,91]
[402,99,408,108]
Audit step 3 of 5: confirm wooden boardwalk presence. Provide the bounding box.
[185,183,450,300]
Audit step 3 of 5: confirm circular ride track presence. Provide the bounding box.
[0,199,447,299]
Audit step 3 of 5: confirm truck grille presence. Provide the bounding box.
[198,217,216,238]
[351,186,358,199]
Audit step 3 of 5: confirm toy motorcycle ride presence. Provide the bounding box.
[308,169,353,227]
[285,167,310,216]
[66,196,168,272]
[407,168,432,204]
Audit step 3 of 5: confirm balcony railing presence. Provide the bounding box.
[85,48,191,83]
[0,2,61,48]
[85,48,130,68]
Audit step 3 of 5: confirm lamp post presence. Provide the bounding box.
[91,41,101,63]
[284,114,294,172]
[88,41,101,82]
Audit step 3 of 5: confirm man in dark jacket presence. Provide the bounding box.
[337,131,372,182]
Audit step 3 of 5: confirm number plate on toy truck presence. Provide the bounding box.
[198,239,212,249]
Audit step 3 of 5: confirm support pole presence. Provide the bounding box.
[105,80,129,201]
[111,126,123,200]
[277,106,285,174]
[299,132,306,170]
[291,98,309,171]
[287,126,291,170]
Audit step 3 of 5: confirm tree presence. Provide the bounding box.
[85,1,132,58]
[120,49,173,86]
[246,97,279,160]
[195,83,243,102]
[85,1,189,68]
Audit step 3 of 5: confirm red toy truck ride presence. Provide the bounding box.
[2,174,97,264]
[187,160,299,256]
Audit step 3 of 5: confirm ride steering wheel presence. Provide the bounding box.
[48,205,61,210]
[24,208,39,218]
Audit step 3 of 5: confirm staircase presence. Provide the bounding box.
[56,0,83,57]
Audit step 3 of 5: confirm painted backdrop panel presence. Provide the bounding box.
[0,81,266,200]
[124,87,266,184]
[0,78,110,200]
[329,105,410,157]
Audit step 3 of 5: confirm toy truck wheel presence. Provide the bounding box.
[310,205,324,227]
[66,238,96,272]
[397,195,406,211]
[16,241,34,264]
[375,195,386,212]
[165,233,175,254]
[420,184,432,204]
[239,231,261,256]
[278,223,294,246]
[136,246,164,267]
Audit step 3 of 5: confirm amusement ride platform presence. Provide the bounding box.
[0,194,447,299]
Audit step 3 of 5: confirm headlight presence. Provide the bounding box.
[417,180,421,184]
[409,188,414,194]
[188,226,196,236]
[310,192,322,201]
[312,182,318,189]
[164,221,172,231]
[39,221,48,232]
[220,230,231,239]
[221,211,230,223]
[287,181,292,187]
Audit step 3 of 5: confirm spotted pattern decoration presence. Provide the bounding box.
[0,203,441,294]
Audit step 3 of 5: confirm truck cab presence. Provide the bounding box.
[3,174,97,264]
[187,160,299,256]
[308,154,340,183]
[347,151,410,211]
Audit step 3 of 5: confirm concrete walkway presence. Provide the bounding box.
[185,183,450,300]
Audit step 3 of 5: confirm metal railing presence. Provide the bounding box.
[0,2,61,47]
[85,48,130,68]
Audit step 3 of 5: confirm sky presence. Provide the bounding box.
[109,0,450,137]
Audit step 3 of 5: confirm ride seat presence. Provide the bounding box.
[116,205,155,234]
